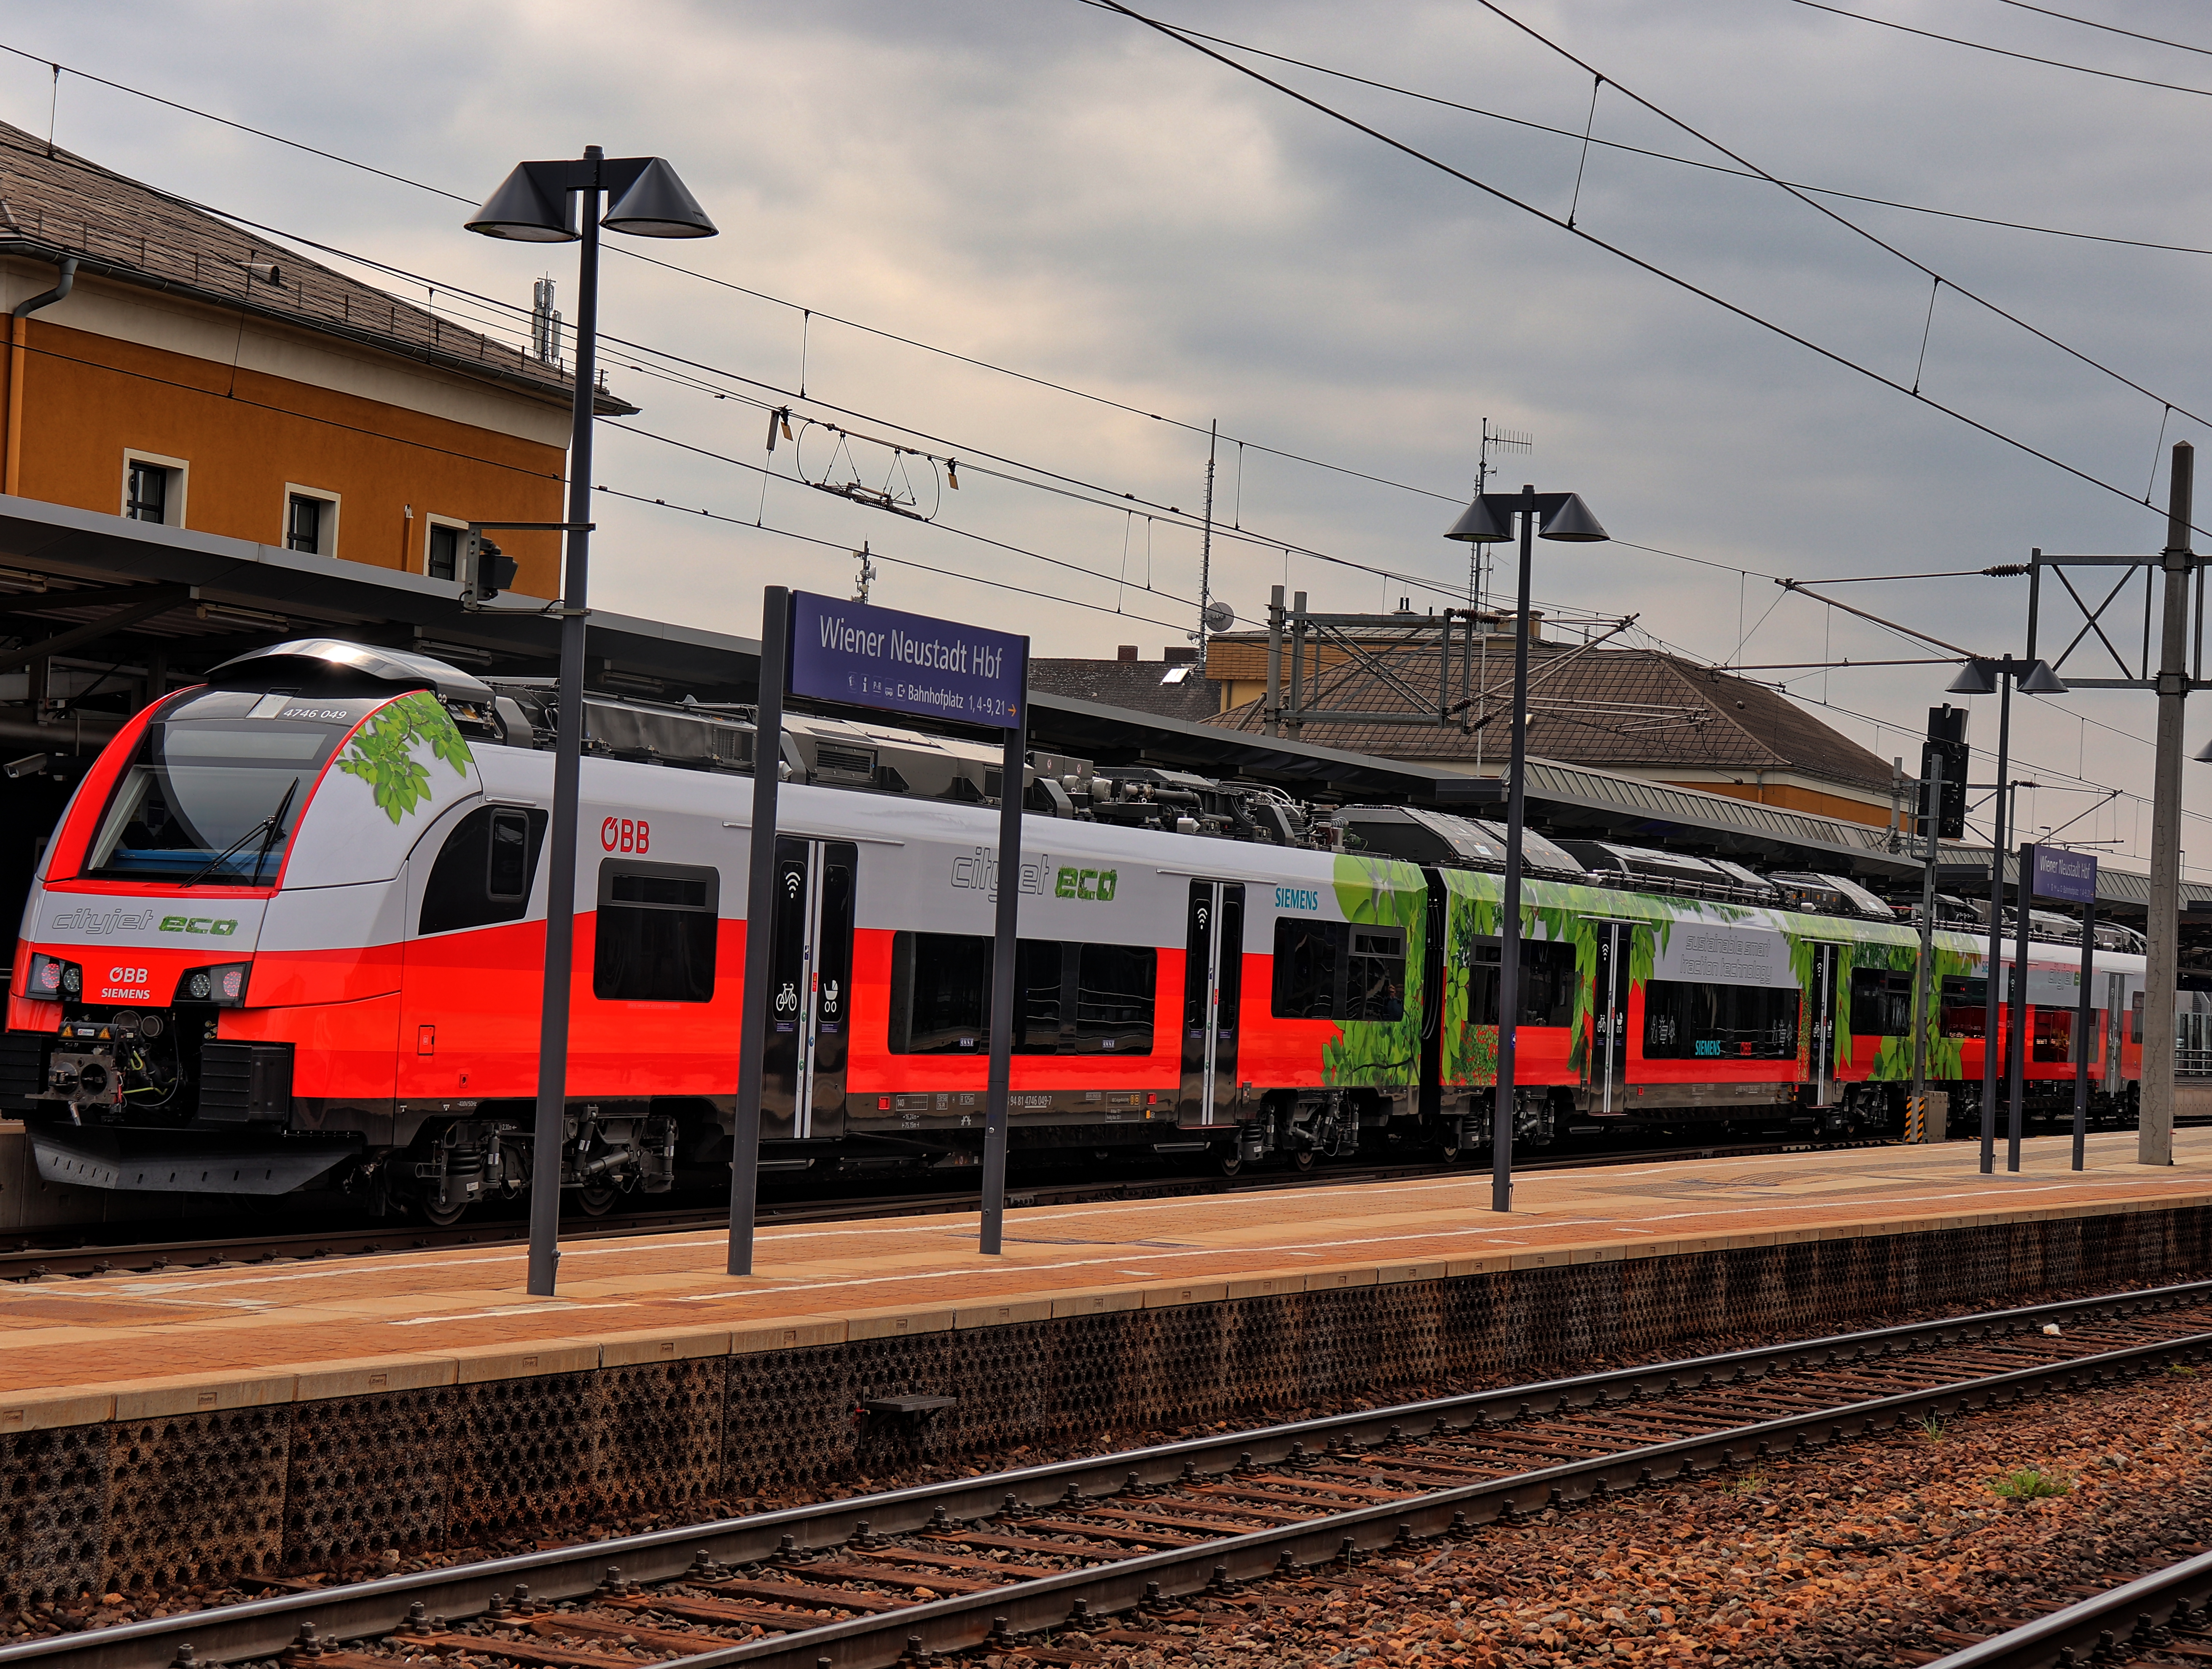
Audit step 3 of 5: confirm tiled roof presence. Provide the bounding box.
[1029,658,1223,724]
[1204,637,1896,792]
[0,121,630,414]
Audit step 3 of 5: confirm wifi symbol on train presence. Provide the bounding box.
[783,870,803,899]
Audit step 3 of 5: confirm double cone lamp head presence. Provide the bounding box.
[1945,657,2067,696]
[1444,491,1610,545]
[466,156,718,243]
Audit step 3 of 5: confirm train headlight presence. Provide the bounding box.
[179,963,250,1007]
[24,953,78,1001]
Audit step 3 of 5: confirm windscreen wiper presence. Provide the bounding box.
[179,777,299,889]
[247,778,300,887]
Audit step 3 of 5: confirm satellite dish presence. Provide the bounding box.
[1202,599,1235,635]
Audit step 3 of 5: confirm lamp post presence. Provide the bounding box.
[1944,653,2067,1175]
[1446,484,1609,1213]
[466,149,716,1297]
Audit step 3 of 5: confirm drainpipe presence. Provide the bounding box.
[6,256,77,496]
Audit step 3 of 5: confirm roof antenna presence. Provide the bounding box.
[1470,419,1532,612]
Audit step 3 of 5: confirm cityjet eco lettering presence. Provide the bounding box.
[815,614,1011,682]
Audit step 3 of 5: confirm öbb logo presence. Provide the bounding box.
[600,817,650,854]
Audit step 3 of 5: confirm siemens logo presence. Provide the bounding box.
[1275,886,1321,912]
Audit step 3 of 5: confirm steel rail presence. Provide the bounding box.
[1922,1546,2212,1669]
[5,1277,2207,1669]
[678,1324,2212,1669]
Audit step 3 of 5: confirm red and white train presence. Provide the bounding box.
[0,639,2150,1221]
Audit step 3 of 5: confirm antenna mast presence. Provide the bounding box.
[1197,419,1219,654]
[1471,419,1533,612]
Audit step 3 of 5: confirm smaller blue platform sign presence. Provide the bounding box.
[787,592,1029,728]
[2029,844,2096,905]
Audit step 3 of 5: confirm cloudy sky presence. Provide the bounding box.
[10,2,2212,872]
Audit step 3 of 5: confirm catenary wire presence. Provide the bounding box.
[8,33,2191,848]
[1787,0,2212,98]
[0,38,1459,510]
[19,30,2198,634]
[590,485,1195,635]
[1465,0,2212,438]
[1993,0,2212,59]
[1085,0,2212,545]
[1067,2,2212,260]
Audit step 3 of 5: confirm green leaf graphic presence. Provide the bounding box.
[336,690,474,824]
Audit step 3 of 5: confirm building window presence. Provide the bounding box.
[121,451,188,526]
[126,462,169,523]
[283,486,339,556]
[426,522,464,580]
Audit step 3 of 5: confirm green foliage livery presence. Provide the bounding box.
[1322,853,1426,1088]
[1429,866,1991,1091]
[336,690,473,824]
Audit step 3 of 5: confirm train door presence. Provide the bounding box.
[1591,922,1634,1112]
[2105,971,2129,1092]
[760,837,857,1140]
[1810,943,1841,1103]
[1180,880,1245,1125]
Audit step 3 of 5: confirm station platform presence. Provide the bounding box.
[8,1126,2212,1410]
[8,1127,2212,1596]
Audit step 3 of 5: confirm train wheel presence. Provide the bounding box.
[1436,1125,1467,1166]
[413,1196,468,1227]
[1214,1147,1244,1178]
[574,1184,621,1217]
[1287,1146,1318,1173]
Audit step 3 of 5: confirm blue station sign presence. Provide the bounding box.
[2029,843,2097,906]
[787,592,1029,728]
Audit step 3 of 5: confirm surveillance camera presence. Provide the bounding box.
[4,752,49,780]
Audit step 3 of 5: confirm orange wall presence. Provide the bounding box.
[1672,778,1894,830]
[13,317,566,595]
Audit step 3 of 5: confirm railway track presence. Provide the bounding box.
[0,1132,1904,1281]
[8,1278,2211,1669]
[1922,1544,2212,1669]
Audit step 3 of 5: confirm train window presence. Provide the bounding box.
[593,859,718,1002]
[419,806,548,935]
[2032,1006,2076,1063]
[892,932,993,1052]
[1270,920,1406,1022]
[1347,928,1406,1022]
[1075,943,1157,1049]
[888,932,1156,1054]
[1461,936,1578,1027]
[1271,920,1338,1019]
[1642,979,1800,1060]
[82,718,345,883]
[1939,975,1988,1038]
[1849,967,1915,1036]
[2132,991,2144,1044]
[487,810,531,899]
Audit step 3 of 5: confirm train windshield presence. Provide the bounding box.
[82,716,349,884]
